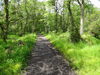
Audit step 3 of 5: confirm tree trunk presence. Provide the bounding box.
[3,0,9,42]
[67,0,81,43]
[80,0,84,35]
[55,0,58,32]
[77,0,84,35]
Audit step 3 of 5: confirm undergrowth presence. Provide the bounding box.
[0,34,36,75]
[46,32,100,75]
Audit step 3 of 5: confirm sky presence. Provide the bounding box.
[38,0,100,8]
[90,0,100,8]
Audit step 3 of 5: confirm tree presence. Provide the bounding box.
[77,0,84,35]
[67,0,81,42]
[3,0,9,42]
[48,0,59,32]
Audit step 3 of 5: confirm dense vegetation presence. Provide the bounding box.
[0,34,36,75]
[0,0,100,75]
[46,32,100,75]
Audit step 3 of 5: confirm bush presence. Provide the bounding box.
[0,34,36,75]
[89,19,100,39]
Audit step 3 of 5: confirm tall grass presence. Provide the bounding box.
[0,34,36,75]
[46,32,100,75]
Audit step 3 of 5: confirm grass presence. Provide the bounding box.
[0,34,36,75]
[46,32,100,75]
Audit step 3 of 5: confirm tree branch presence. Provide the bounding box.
[77,0,81,6]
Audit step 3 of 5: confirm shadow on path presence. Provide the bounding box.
[22,35,76,75]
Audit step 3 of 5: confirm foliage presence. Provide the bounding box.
[87,11,100,39]
[0,34,36,75]
[0,0,100,74]
[46,32,100,75]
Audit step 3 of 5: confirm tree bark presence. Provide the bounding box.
[77,0,84,35]
[3,0,9,42]
[67,0,81,43]
[55,0,58,32]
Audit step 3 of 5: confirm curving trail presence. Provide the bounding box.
[22,35,76,75]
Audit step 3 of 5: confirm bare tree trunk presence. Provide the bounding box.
[67,0,81,43]
[61,6,67,32]
[77,0,84,35]
[80,0,84,35]
[3,0,9,42]
[24,0,29,33]
[55,0,58,32]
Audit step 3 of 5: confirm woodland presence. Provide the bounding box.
[0,0,100,75]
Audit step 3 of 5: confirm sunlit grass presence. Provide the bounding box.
[46,32,100,75]
[0,34,36,75]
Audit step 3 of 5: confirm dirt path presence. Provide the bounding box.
[22,35,75,75]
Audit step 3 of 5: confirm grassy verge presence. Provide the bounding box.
[46,32,100,75]
[0,34,36,75]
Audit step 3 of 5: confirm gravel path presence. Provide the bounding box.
[22,35,76,75]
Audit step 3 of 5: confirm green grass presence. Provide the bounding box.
[46,32,100,75]
[0,34,36,75]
